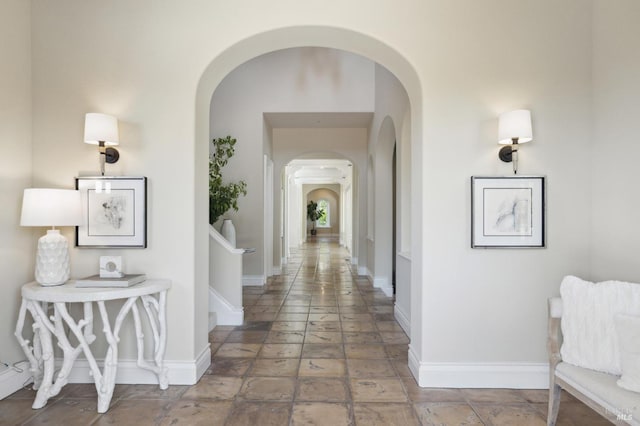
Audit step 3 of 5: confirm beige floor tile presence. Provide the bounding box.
[307,321,341,332]
[385,344,409,360]
[276,313,309,321]
[302,343,345,358]
[344,344,387,359]
[119,384,188,400]
[343,332,383,344]
[401,377,466,402]
[296,378,349,402]
[353,403,421,425]
[347,359,397,378]
[280,306,311,313]
[0,399,49,425]
[341,321,376,332]
[159,400,232,426]
[265,330,306,343]
[205,358,253,376]
[379,331,410,344]
[92,399,172,425]
[532,402,612,425]
[350,378,408,402]
[305,331,343,344]
[413,402,484,426]
[225,401,291,426]
[308,313,340,321]
[237,377,296,401]
[299,358,347,377]
[215,343,262,358]
[225,330,268,343]
[249,358,300,376]
[258,343,303,358]
[462,388,528,403]
[181,376,243,400]
[472,403,547,425]
[340,313,374,321]
[270,321,307,331]
[375,321,406,332]
[291,402,351,426]
[24,399,103,425]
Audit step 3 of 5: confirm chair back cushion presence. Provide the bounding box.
[560,275,640,375]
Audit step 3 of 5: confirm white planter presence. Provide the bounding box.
[220,219,236,248]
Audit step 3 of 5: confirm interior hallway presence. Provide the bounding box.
[1,239,606,425]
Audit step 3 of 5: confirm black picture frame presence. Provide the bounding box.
[471,176,545,248]
[75,176,147,248]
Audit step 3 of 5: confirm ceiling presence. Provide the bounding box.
[287,158,353,185]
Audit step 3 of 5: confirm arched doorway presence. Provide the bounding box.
[195,26,424,381]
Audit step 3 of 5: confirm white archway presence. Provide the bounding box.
[195,26,425,381]
[373,116,397,297]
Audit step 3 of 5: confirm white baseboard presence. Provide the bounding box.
[209,286,244,326]
[351,257,358,266]
[242,275,265,286]
[358,266,369,277]
[65,344,212,386]
[0,362,33,400]
[394,304,410,335]
[374,276,393,297]
[272,266,282,275]
[408,347,548,389]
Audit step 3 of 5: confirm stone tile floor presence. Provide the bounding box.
[1,239,610,425]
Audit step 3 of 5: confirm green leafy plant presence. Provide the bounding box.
[209,136,247,225]
[306,200,324,234]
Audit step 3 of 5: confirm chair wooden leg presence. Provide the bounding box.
[547,382,561,426]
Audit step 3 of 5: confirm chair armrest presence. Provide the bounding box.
[547,298,563,370]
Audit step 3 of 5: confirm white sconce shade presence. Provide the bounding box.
[84,113,119,146]
[20,188,83,286]
[20,188,83,227]
[498,109,533,144]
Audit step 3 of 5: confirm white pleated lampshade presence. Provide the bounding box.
[498,109,533,144]
[84,113,119,146]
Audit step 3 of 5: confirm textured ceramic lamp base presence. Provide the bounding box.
[35,230,71,286]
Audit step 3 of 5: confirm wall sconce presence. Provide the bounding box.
[20,188,83,286]
[498,109,532,174]
[84,113,120,176]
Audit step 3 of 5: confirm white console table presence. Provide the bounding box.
[15,279,171,413]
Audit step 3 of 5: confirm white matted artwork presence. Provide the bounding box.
[76,176,147,248]
[471,176,545,248]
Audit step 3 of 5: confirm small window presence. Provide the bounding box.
[317,199,330,227]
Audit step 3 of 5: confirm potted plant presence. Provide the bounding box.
[209,136,247,230]
[306,200,324,236]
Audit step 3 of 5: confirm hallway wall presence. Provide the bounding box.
[0,0,33,364]
[305,186,340,236]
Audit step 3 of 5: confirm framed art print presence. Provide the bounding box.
[471,176,545,248]
[75,176,147,248]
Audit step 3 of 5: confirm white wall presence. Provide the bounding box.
[416,2,593,382]
[210,48,375,278]
[0,0,33,365]
[590,0,640,282]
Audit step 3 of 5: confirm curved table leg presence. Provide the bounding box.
[27,301,56,409]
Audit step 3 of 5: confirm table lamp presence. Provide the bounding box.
[20,188,83,286]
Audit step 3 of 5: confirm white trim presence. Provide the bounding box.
[242,275,265,286]
[208,286,244,326]
[408,350,548,389]
[0,361,32,400]
[272,266,282,275]
[374,276,394,297]
[394,303,410,335]
[63,345,212,386]
[359,266,369,277]
[209,225,243,254]
[397,251,412,261]
[351,257,358,266]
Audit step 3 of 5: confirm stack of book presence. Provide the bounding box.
[75,274,147,288]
